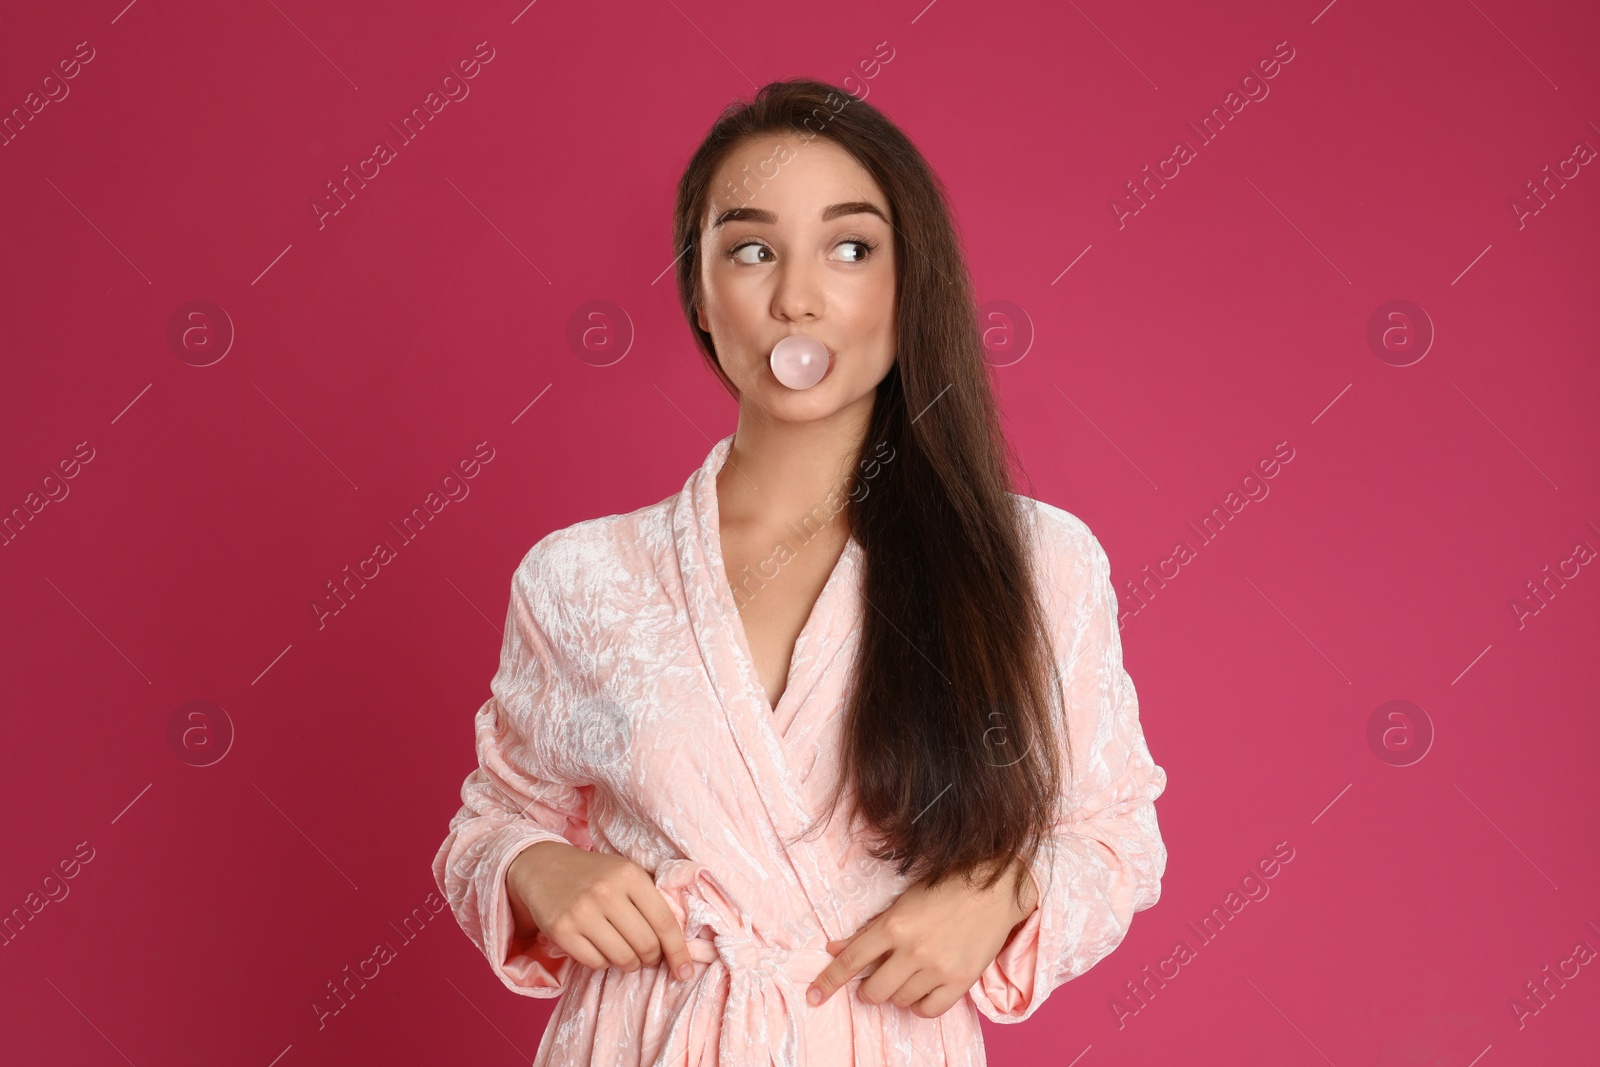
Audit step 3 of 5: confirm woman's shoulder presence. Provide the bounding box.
[1009,492,1113,603]
[511,494,677,599]
[1009,492,1101,557]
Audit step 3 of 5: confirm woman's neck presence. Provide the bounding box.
[716,398,873,532]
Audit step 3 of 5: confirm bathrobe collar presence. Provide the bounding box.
[672,434,864,888]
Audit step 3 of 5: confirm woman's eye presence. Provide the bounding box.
[729,242,771,264]
[832,239,877,263]
[727,238,877,265]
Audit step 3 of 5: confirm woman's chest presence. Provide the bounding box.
[720,523,850,711]
[538,600,847,830]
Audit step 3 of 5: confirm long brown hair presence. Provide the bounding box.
[671,79,1068,902]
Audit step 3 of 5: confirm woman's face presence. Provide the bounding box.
[696,135,897,421]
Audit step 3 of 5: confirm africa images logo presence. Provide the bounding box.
[310,42,497,230]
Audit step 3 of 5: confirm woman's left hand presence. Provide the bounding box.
[806,857,1039,1018]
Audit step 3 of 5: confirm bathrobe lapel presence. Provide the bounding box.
[672,435,865,938]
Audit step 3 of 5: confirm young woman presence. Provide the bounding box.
[433,79,1168,1066]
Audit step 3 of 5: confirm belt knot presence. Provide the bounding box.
[712,929,802,981]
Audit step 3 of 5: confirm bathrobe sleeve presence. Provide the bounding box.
[432,547,597,998]
[971,524,1169,1024]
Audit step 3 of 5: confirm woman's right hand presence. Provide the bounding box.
[506,839,696,980]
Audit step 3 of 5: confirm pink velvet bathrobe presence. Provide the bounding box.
[432,434,1168,1066]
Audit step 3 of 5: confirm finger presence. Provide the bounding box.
[855,950,922,1008]
[603,894,669,970]
[631,883,695,980]
[808,924,888,1005]
[580,914,643,971]
[549,930,608,972]
[884,966,941,1010]
[912,983,967,1019]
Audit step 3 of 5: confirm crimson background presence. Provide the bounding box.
[1,1,1597,1064]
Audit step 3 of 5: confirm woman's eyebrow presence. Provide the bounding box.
[712,202,889,228]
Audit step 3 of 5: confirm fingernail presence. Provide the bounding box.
[807,987,822,1006]
[677,963,692,980]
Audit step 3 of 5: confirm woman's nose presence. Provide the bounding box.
[770,260,824,322]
